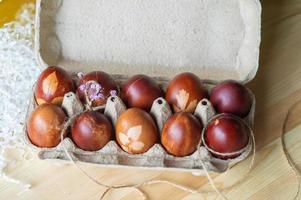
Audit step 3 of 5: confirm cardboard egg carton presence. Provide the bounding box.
[25,0,261,173]
[24,79,254,173]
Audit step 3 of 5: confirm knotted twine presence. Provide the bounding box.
[281,100,301,200]
[58,109,256,200]
[41,81,300,200]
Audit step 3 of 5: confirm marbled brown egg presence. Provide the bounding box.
[27,104,66,148]
[71,111,112,151]
[161,112,203,157]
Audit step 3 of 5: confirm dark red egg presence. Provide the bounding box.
[27,104,67,148]
[204,114,250,159]
[77,71,118,107]
[161,112,203,157]
[166,72,207,113]
[121,74,163,111]
[210,80,252,118]
[35,66,74,105]
[71,111,112,151]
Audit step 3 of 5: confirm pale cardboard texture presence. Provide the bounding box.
[35,0,261,82]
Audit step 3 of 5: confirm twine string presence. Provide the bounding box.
[59,112,257,200]
[201,114,254,158]
[199,159,227,200]
[60,113,148,199]
[58,97,301,200]
[222,130,256,191]
[281,100,301,200]
[26,80,299,199]
[57,86,259,199]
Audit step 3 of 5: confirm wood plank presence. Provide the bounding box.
[247,0,301,149]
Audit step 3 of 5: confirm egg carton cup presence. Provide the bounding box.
[23,79,255,173]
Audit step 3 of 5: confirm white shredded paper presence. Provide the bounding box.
[0,3,39,190]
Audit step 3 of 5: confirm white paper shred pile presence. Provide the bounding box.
[0,3,40,189]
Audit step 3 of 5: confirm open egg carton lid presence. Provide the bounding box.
[35,0,261,83]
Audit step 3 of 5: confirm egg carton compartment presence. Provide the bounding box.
[24,78,255,173]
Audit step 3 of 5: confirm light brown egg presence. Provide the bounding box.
[115,108,158,154]
[27,104,66,148]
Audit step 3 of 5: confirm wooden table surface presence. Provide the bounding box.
[1,0,301,199]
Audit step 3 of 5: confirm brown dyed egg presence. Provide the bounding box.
[204,114,250,159]
[115,108,158,154]
[71,111,112,151]
[27,104,66,148]
[166,72,207,113]
[210,80,252,118]
[121,74,163,111]
[161,112,202,157]
[35,66,74,105]
[77,71,118,107]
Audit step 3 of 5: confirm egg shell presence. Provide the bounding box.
[115,108,158,154]
[210,80,252,118]
[77,71,118,107]
[161,112,203,157]
[27,104,67,148]
[204,114,250,159]
[121,74,163,111]
[71,111,113,151]
[35,66,75,105]
[166,72,207,113]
